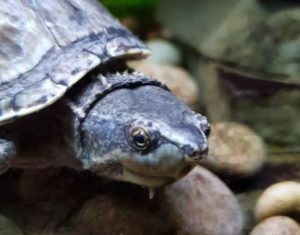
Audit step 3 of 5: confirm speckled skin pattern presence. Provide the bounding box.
[0,0,210,187]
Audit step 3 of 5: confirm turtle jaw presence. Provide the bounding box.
[122,166,176,187]
[83,149,187,187]
[117,144,197,187]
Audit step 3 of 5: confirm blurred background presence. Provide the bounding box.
[1,1,300,235]
[103,0,300,152]
[100,1,300,233]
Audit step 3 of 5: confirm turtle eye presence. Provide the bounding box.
[202,123,211,138]
[196,114,210,138]
[128,127,152,152]
[200,122,211,138]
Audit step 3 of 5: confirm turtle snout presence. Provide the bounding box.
[190,147,209,161]
[183,144,208,163]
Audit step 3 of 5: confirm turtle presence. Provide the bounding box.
[0,0,210,188]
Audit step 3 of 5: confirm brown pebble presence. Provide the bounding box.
[70,166,243,235]
[204,122,265,176]
[163,166,244,235]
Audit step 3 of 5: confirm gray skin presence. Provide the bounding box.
[0,71,209,188]
[0,0,209,188]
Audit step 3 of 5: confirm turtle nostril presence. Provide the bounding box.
[189,148,208,161]
[190,152,199,160]
[183,145,208,163]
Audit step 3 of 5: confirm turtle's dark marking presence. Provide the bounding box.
[106,27,135,40]
[31,0,122,47]
[71,68,81,75]
[83,45,107,60]
[65,0,87,25]
[52,79,68,87]
[0,25,23,60]
[0,46,56,92]
[12,93,48,112]
[11,78,64,111]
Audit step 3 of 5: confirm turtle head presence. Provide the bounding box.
[80,80,209,187]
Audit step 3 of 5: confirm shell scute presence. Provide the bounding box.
[0,0,149,124]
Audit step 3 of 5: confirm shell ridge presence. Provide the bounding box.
[70,72,170,120]
[29,0,62,48]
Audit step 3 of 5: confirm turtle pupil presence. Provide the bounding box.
[204,126,211,137]
[129,127,152,152]
[134,135,146,146]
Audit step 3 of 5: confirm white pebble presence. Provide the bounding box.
[255,181,300,222]
[146,39,181,65]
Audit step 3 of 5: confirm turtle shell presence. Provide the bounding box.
[0,0,149,124]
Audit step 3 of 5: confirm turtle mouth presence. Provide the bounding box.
[123,167,176,187]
